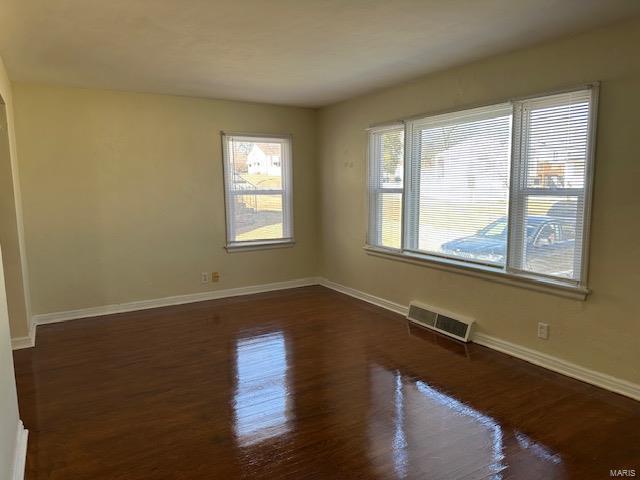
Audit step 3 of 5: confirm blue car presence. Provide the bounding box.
[441,216,576,276]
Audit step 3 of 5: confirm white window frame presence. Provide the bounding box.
[221,132,294,252]
[367,123,404,248]
[404,103,513,261]
[365,84,599,300]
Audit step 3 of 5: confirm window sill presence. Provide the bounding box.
[225,239,295,253]
[363,245,589,301]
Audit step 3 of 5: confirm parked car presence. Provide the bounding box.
[441,215,576,276]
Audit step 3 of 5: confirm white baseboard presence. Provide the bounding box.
[318,278,409,316]
[472,333,640,401]
[317,277,640,402]
[14,275,640,401]
[11,421,28,480]
[12,278,320,350]
[32,277,320,326]
[11,322,36,350]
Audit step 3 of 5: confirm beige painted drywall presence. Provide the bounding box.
[0,244,21,478]
[0,56,31,339]
[13,84,318,315]
[318,18,640,385]
[0,52,26,480]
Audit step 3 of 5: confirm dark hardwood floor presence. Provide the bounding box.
[12,286,640,479]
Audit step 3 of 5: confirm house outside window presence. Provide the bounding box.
[222,133,294,250]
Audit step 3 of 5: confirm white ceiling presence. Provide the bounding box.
[1,0,639,107]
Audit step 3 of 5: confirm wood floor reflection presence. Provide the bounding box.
[12,286,640,479]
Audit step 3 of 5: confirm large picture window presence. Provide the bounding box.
[222,133,293,250]
[367,86,597,294]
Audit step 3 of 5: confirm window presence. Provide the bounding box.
[367,125,404,249]
[222,133,293,250]
[405,103,512,266]
[367,86,597,293]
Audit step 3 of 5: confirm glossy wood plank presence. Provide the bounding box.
[12,286,640,479]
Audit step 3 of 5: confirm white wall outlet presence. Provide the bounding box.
[201,272,209,284]
[537,322,549,340]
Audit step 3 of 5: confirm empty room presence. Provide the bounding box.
[1,1,639,479]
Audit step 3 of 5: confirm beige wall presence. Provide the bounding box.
[318,18,640,385]
[13,84,318,314]
[0,246,21,479]
[0,57,30,339]
[0,55,22,479]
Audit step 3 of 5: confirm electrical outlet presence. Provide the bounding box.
[537,322,549,340]
[201,272,209,284]
[211,272,220,282]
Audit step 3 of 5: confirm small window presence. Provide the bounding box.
[222,133,293,250]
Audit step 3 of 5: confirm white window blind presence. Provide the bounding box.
[368,125,404,249]
[508,90,593,282]
[405,104,512,266]
[222,133,293,249]
[366,86,597,290]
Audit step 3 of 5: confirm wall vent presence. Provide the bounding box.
[407,302,474,342]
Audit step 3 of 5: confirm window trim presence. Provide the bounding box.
[221,131,295,252]
[365,83,599,300]
[579,85,600,291]
[363,244,589,300]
